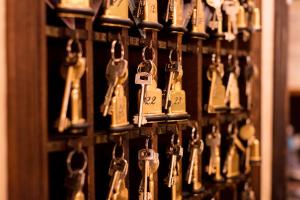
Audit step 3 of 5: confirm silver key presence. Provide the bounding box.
[138,148,155,200]
[166,136,183,188]
[186,147,197,184]
[135,71,152,127]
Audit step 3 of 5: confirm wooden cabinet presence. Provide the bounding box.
[7,0,262,199]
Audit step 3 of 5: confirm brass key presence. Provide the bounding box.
[166,134,183,187]
[207,0,224,34]
[206,125,223,181]
[207,54,227,113]
[223,0,240,41]
[165,0,174,23]
[186,127,204,192]
[107,144,128,200]
[58,65,74,132]
[240,118,261,174]
[166,134,183,200]
[101,40,127,117]
[223,123,245,178]
[164,56,180,110]
[164,49,186,116]
[225,54,241,110]
[58,39,86,133]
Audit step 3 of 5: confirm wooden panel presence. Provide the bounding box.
[272,0,288,199]
[6,0,48,199]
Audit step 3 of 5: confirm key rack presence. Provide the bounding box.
[7,0,262,199]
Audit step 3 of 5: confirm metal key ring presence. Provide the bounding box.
[112,143,125,160]
[199,140,204,153]
[191,127,199,141]
[142,45,155,61]
[66,148,88,175]
[111,40,125,63]
[171,133,180,146]
[169,49,182,63]
[66,38,83,57]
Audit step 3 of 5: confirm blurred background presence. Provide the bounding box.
[287,1,300,199]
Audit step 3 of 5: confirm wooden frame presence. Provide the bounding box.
[6,0,47,199]
[6,0,262,199]
[272,0,288,199]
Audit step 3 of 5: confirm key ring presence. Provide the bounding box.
[112,143,125,160]
[191,127,199,141]
[171,133,180,147]
[169,49,182,64]
[66,38,83,58]
[111,40,125,63]
[112,137,125,160]
[142,45,155,62]
[66,148,88,175]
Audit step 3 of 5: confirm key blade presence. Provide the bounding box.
[144,160,149,200]
[186,148,197,184]
[107,171,121,200]
[164,72,174,109]
[135,72,152,127]
[167,155,177,187]
[101,79,118,116]
[138,85,145,127]
[58,66,74,132]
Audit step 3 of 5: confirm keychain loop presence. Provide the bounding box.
[191,127,199,141]
[111,40,125,62]
[142,45,155,61]
[169,49,182,63]
[66,148,88,175]
[66,38,83,57]
[171,133,180,146]
[112,142,125,160]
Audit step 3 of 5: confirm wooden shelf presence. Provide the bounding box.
[184,175,247,199]
[46,112,249,152]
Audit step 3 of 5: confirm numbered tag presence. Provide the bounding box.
[169,89,186,114]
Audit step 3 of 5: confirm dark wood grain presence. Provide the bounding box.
[7,0,48,199]
[272,0,288,199]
